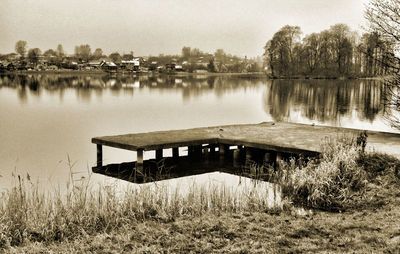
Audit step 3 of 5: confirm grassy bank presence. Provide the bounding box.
[1,135,400,253]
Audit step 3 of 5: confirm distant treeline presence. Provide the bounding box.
[1,41,263,73]
[263,24,396,78]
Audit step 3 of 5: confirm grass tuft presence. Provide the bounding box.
[277,133,400,211]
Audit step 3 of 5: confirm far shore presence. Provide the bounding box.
[0,69,388,80]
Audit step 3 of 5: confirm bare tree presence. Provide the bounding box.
[74,44,91,62]
[109,52,121,63]
[56,44,64,57]
[365,0,400,129]
[15,40,27,59]
[93,48,103,60]
[27,48,42,66]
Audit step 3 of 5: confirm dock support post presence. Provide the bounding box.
[276,152,283,165]
[156,149,163,161]
[264,152,272,163]
[136,149,144,172]
[271,152,283,170]
[245,148,257,175]
[188,146,194,157]
[204,146,210,165]
[209,144,217,161]
[219,144,229,164]
[233,148,241,168]
[96,144,102,167]
[210,144,217,153]
[191,145,202,161]
[173,147,179,159]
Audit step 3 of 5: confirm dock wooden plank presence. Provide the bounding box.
[92,122,400,158]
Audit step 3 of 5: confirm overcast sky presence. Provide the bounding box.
[0,0,370,57]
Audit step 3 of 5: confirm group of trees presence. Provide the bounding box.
[179,46,262,73]
[263,0,400,128]
[264,23,396,78]
[8,40,262,73]
[365,0,400,129]
[10,41,136,66]
[13,41,66,66]
[74,45,134,63]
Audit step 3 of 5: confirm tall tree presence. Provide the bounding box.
[27,48,42,66]
[329,24,353,74]
[15,40,27,59]
[207,58,216,72]
[109,52,121,63]
[122,53,134,61]
[264,25,301,76]
[365,0,400,128]
[303,33,321,74]
[181,46,191,59]
[56,44,64,57]
[93,48,103,60]
[43,49,57,64]
[74,44,91,62]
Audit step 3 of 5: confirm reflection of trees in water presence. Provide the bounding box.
[0,74,386,123]
[0,74,265,101]
[263,80,384,123]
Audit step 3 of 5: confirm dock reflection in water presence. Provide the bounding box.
[93,146,279,184]
[93,152,283,209]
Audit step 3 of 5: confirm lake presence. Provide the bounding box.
[0,74,396,191]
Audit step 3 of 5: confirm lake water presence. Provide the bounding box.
[0,74,397,192]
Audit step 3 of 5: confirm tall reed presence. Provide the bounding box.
[0,171,281,248]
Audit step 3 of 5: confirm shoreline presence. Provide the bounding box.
[0,70,387,80]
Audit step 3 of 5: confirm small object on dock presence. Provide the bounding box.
[219,128,224,138]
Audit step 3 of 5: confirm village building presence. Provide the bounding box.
[100,61,117,72]
[121,59,140,71]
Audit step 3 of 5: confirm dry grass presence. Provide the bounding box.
[279,135,372,211]
[0,171,282,250]
[1,135,400,253]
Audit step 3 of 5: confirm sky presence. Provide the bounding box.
[0,0,370,57]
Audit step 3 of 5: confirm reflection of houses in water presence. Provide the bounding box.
[88,78,106,88]
[263,80,384,124]
[122,81,140,88]
[0,73,267,101]
[4,74,385,121]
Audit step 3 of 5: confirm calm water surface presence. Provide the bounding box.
[0,74,396,191]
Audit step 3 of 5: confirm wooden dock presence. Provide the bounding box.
[92,122,400,182]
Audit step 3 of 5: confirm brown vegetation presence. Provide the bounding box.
[1,134,400,252]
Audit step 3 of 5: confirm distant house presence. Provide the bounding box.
[100,61,117,71]
[88,61,102,69]
[121,59,140,71]
[175,65,183,71]
[6,63,16,71]
[165,63,176,71]
[149,61,158,71]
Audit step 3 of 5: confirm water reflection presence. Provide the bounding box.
[0,73,397,192]
[263,79,385,126]
[1,74,396,132]
[0,74,263,102]
[0,74,390,128]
